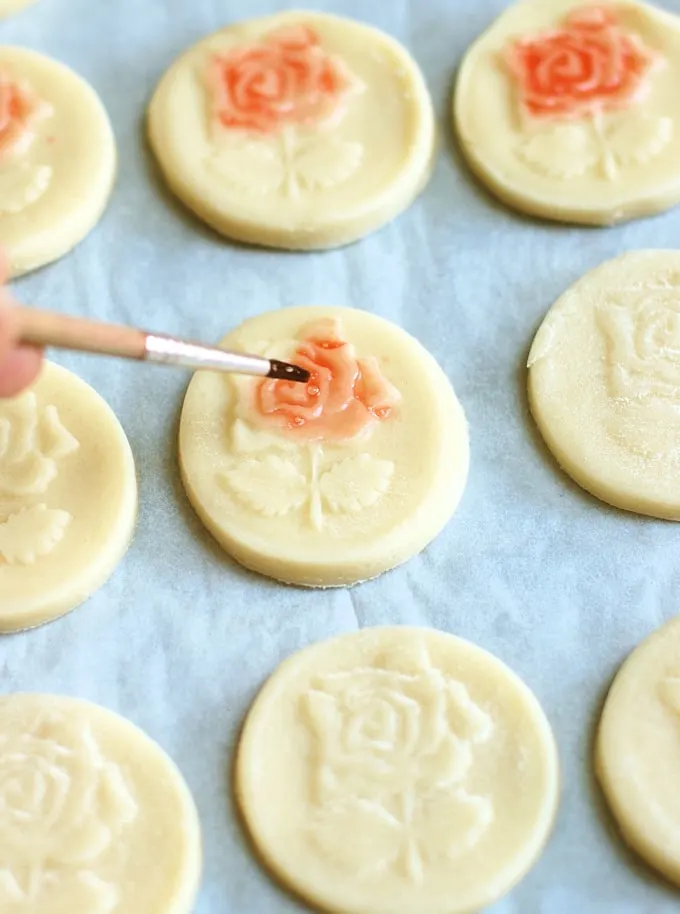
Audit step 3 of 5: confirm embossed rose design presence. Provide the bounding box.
[0,392,79,498]
[0,723,136,867]
[208,25,357,135]
[506,7,657,120]
[597,293,680,404]
[0,715,137,913]
[303,646,494,881]
[222,319,400,530]
[254,318,400,443]
[0,72,51,159]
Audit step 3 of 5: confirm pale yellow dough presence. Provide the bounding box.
[528,250,680,519]
[0,47,116,277]
[597,615,680,886]
[454,0,680,225]
[148,11,435,249]
[0,693,202,913]
[0,361,137,631]
[179,306,468,587]
[236,626,560,914]
[0,0,36,17]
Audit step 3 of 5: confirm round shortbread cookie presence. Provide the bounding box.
[0,693,202,913]
[597,615,680,886]
[528,250,680,519]
[148,11,435,249]
[236,626,560,914]
[0,0,36,17]
[0,360,137,631]
[179,306,468,587]
[455,0,680,225]
[0,47,116,277]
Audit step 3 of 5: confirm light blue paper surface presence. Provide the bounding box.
[2,0,680,911]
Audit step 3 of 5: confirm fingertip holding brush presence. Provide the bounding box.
[14,307,311,382]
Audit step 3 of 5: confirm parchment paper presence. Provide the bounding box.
[2,0,680,911]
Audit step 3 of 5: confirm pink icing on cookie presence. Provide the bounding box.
[506,6,659,120]
[254,319,400,442]
[207,25,357,134]
[0,73,51,159]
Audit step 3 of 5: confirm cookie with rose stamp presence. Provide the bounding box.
[0,48,116,277]
[147,11,435,249]
[597,614,680,887]
[235,626,560,914]
[0,693,202,914]
[528,250,680,519]
[178,306,469,587]
[0,361,137,631]
[455,1,680,225]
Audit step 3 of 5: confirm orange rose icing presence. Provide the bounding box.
[207,25,357,134]
[254,319,401,442]
[0,72,51,159]
[506,6,659,120]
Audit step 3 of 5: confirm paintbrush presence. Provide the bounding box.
[14,306,310,383]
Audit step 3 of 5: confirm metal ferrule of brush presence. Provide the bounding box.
[144,333,270,377]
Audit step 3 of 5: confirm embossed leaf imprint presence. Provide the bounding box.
[222,318,400,530]
[0,71,54,215]
[507,7,670,180]
[0,711,137,913]
[0,393,79,564]
[206,26,365,196]
[302,643,494,881]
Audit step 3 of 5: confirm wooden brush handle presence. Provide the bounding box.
[15,307,147,360]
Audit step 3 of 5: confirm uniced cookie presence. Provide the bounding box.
[0,361,137,631]
[179,307,468,587]
[236,626,560,914]
[597,615,680,886]
[455,1,680,225]
[528,250,680,519]
[148,12,435,249]
[0,47,116,277]
[0,693,202,913]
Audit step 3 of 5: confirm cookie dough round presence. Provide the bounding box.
[0,47,116,277]
[455,0,680,225]
[236,626,560,914]
[0,360,137,631]
[148,11,435,249]
[0,0,36,17]
[179,306,468,586]
[597,615,680,885]
[0,693,201,913]
[528,250,680,519]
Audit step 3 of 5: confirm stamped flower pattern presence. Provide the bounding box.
[0,70,53,214]
[221,318,400,530]
[0,392,79,564]
[0,706,138,913]
[506,6,671,180]
[597,274,680,458]
[206,26,365,197]
[302,641,494,881]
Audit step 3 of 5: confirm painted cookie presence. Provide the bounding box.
[597,615,680,886]
[0,0,36,17]
[0,361,137,631]
[148,12,435,249]
[528,250,680,519]
[236,627,560,914]
[455,1,680,225]
[0,693,202,913]
[0,48,116,277]
[179,307,468,586]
